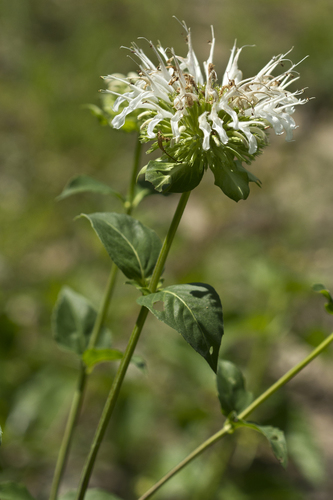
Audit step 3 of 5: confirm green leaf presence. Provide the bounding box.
[83,347,123,368]
[137,283,223,372]
[81,213,162,286]
[210,160,259,202]
[0,482,36,500]
[216,360,253,416]
[52,287,108,355]
[0,425,2,445]
[57,175,124,202]
[82,348,146,373]
[313,283,333,314]
[60,488,123,500]
[233,420,288,468]
[236,161,262,187]
[143,157,204,193]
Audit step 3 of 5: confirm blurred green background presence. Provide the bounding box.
[1,0,333,499]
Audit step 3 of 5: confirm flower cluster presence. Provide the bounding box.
[103,21,308,200]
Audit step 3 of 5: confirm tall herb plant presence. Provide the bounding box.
[1,19,332,500]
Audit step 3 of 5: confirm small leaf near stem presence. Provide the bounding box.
[231,420,288,468]
[216,360,253,415]
[52,287,108,356]
[57,175,124,203]
[138,332,333,500]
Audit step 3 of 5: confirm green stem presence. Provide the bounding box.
[49,365,87,500]
[76,191,191,500]
[49,137,142,500]
[238,331,333,420]
[138,331,333,500]
[88,265,119,349]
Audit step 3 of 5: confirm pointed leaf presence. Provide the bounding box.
[81,213,162,285]
[52,287,109,355]
[60,488,123,500]
[144,158,204,193]
[83,348,123,367]
[217,360,253,416]
[137,283,223,372]
[57,175,124,202]
[233,420,288,468]
[82,348,146,373]
[210,161,251,202]
[236,161,262,187]
[0,482,36,500]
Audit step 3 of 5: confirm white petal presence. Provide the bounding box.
[170,110,183,140]
[198,111,211,151]
[146,114,164,138]
[174,21,204,85]
[238,123,257,154]
[208,105,229,144]
[222,41,243,85]
[112,91,153,128]
[218,98,239,129]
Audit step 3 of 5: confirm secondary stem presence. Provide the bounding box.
[138,331,333,500]
[76,191,191,500]
[49,136,142,500]
[49,365,87,500]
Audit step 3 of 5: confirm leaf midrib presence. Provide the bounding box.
[96,218,145,280]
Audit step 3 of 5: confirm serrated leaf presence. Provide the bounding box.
[313,283,333,315]
[216,360,253,416]
[60,488,123,500]
[210,160,257,202]
[137,283,223,372]
[144,157,204,193]
[233,420,288,468]
[57,175,124,202]
[0,482,36,500]
[81,213,162,286]
[52,287,109,355]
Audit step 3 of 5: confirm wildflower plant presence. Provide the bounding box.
[1,19,332,500]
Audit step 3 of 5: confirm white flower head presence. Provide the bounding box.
[103,20,309,201]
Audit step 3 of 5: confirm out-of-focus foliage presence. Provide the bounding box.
[1,0,333,499]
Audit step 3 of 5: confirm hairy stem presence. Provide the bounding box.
[76,191,191,500]
[138,331,333,500]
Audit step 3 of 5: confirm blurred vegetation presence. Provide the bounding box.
[1,0,333,499]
